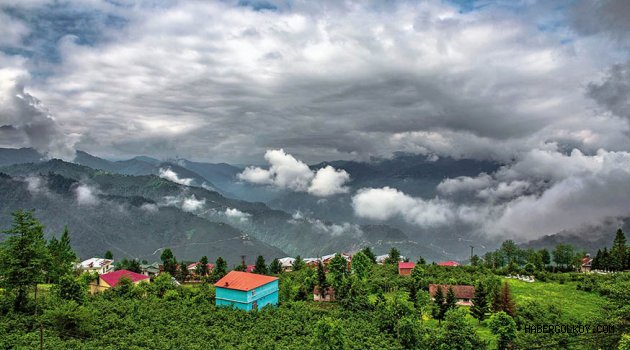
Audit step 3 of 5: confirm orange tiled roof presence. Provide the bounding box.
[214,271,278,291]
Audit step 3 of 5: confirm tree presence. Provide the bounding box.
[196,256,209,277]
[328,254,349,292]
[489,311,517,350]
[592,249,602,270]
[311,317,347,350]
[445,286,457,313]
[440,308,485,349]
[0,210,51,311]
[47,226,78,283]
[269,258,282,274]
[361,247,376,263]
[384,247,401,264]
[610,229,627,271]
[115,258,142,273]
[396,316,422,349]
[253,255,267,274]
[104,250,113,260]
[470,254,481,267]
[539,248,551,267]
[432,285,446,324]
[177,262,189,282]
[316,260,329,299]
[417,256,427,265]
[351,251,372,280]
[471,282,489,323]
[619,333,630,350]
[501,240,519,264]
[52,275,86,304]
[160,248,177,276]
[211,257,227,282]
[292,255,306,271]
[553,244,575,270]
[493,282,516,317]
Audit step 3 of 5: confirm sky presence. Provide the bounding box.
[1,0,630,240]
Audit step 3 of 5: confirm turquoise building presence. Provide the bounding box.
[214,271,279,311]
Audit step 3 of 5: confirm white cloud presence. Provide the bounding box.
[224,207,251,222]
[308,166,350,196]
[437,173,493,195]
[161,194,205,212]
[352,186,453,227]
[239,149,350,196]
[355,149,630,240]
[24,176,44,194]
[75,184,99,206]
[181,195,205,212]
[158,167,193,186]
[140,203,158,213]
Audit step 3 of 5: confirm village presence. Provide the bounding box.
[1,211,628,349]
[75,246,603,312]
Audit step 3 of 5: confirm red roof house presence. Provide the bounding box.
[90,269,150,294]
[437,260,461,267]
[398,262,416,275]
[429,284,475,306]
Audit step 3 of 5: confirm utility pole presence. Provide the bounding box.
[470,245,474,263]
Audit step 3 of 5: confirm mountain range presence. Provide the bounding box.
[0,148,446,263]
[2,147,619,264]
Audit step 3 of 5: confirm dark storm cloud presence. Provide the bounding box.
[569,0,630,42]
[0,0,628,165]
[588,61,630,120]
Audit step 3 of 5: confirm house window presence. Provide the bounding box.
[252,289,256,296]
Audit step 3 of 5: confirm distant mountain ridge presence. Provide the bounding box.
[520,218,630,254]
[0,151,444,261]
[0,171,285,264]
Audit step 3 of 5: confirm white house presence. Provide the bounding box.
[77,258,114,274]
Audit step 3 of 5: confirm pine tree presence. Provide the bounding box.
[0,210,51,311]
[384,247,401,264]
[253,255,267,274]
[211,257,227,282]
[47,226,77,283]
[269,258,282,274]
[104,250,113,259]
[292,255,306,271]
[432,285,445,324]
[592,249,602,270]
[177,262,189,282]
[470,282,488,323]
[445,286,457,313]
[601,247,611,270]
[610,229,627,271]
[316,260,329,299]
[196,256,209,276]
[360,247,376,263]
[160,248,177,276]
[495,282,516,317]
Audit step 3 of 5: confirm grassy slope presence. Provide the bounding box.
[505,278,608,321]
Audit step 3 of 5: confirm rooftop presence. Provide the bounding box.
[429,284,475,300]
[398,262,415,269]
[100,269,150,287]
[214,271,278,291]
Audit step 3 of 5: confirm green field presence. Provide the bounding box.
[505,278,608,321]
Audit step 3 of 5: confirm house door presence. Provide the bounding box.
[252,301,258,310]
